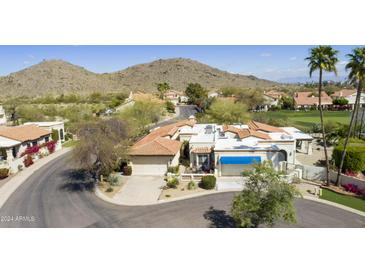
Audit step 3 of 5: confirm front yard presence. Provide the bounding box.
[159,180,215,200]
[97,174,125,198]
[320,188,365,212]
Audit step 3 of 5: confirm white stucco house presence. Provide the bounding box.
[24,121,65,150]
[129,116,313,176]
[0,105,7,125]
[258,90,285,111]
[0,124,58,174]
[332,89,365,109]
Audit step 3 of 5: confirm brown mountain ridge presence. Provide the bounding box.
[0,58,276,97]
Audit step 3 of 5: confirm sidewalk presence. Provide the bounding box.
[0,147,72,209]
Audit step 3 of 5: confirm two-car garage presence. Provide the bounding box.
[218,156,261,176]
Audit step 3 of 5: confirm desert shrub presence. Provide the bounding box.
[166,177,179,189]
[65,132,73,141]
[187,181,197,190]
[333,138,365,172]
[200,175,216,190]
[165,101,175,113]
[123,166,132,176]
[106,187,114,192]
[167,165,179,174]
[108,174,120,186]
[0,168,9,179]
[23,155,33,167]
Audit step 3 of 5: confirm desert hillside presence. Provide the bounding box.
[0,58,277,97]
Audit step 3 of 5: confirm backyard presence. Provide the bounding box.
[320,188,365,212]
[253,110,351,131]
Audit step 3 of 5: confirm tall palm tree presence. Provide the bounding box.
[336,47,365,185]
[305,46,339,185]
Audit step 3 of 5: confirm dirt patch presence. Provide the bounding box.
[160,180,215,200]
[98,177,126,198]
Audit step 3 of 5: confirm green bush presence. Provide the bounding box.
[165,101,175,113]
[106,187,114,192]
[332,138,365,172]
[51,129,59,142]
[187,181,197,190]
[123,166,132,176]
[108,174,120,186]
[200,175,216,190]
[167,165,179,174]
[0,168,9,179]
[167,177,179,189]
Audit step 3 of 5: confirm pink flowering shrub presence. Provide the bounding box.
[344,170,358,177]
[21,145,40,157]
[45,140,56,154]
[342,183,365,197]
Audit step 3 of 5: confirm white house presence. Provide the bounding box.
[332,89,365,109]
[258,90,285,111]
[24,121,65,150]
[0,124,56,174]
[0,105,7,125]
[128,117,313,176]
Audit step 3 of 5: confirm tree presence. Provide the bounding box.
[165,101,175,113]
[234,89,265,110]
[231,161,301,228]
[157,82,170,99]
[73,118,129,181]
[204,98,250,124]
[185,83,208,108]
[336,47,365,185]
[333,98,349,106]
[305,46,339,185]
[280,96,294,110]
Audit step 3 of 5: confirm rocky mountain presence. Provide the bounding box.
[0,58,277,97]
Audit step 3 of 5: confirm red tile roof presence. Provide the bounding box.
[223,124,271,140]
[247,121,284,133]
[332,89,356,98]
[130,119,195,156]
[294,91,332,106]
[264,90,285,100]
[0,125,51,142]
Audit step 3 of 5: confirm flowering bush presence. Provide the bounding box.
[45,140,56,154]
[344,170,358,177]
[23,155,33,167]
[342,183,361,195]
[21,145,40,157]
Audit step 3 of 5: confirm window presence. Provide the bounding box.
[26,143,31,148]
[12,147,17,158]
[45,136,49,143]
[60,129,64,140]
[32,141,37,146]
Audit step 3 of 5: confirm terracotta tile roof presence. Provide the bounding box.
[130,137,182,156]
[294,91,332,106]
[191,146,212,153]
[247,121,284,133]
[223,124,271,140]
[264,90,285,100]
[130,119,195,156]
[332,89,356,98]
[0,125,51,142]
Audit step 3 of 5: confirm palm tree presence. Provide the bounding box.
[305,46,339,185]
[336,47,365,185]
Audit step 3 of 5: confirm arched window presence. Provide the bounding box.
[60,129,64,140]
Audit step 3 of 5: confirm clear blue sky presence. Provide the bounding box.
[0,45,360,82]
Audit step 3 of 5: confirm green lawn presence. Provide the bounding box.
[63,139,79,148]
[253,110,350,131]
[320,188,365,212]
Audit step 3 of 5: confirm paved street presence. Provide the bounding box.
[152,105,197,128]
[0,152,364,228]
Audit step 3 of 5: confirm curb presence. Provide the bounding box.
[95,187,239,206]
[0,148,72,209]
[303,195,365,217]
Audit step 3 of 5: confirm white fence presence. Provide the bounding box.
[284,161,365,189]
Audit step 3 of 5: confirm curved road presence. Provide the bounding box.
[0,152,364,228]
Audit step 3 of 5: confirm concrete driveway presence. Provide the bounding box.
[113,175,165,205]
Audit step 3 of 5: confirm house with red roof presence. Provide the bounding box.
[294,91,333,109]
[331,89,365,109]
[129,116,313,176]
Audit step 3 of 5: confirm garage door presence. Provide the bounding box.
[221,164,253,176]
[131,156,169,175]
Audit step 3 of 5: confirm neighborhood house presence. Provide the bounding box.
[294,91,333,109]
[259,90,285,111]
[331,89,365,109]
[0,123,62,174]
[129,116,313,176]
